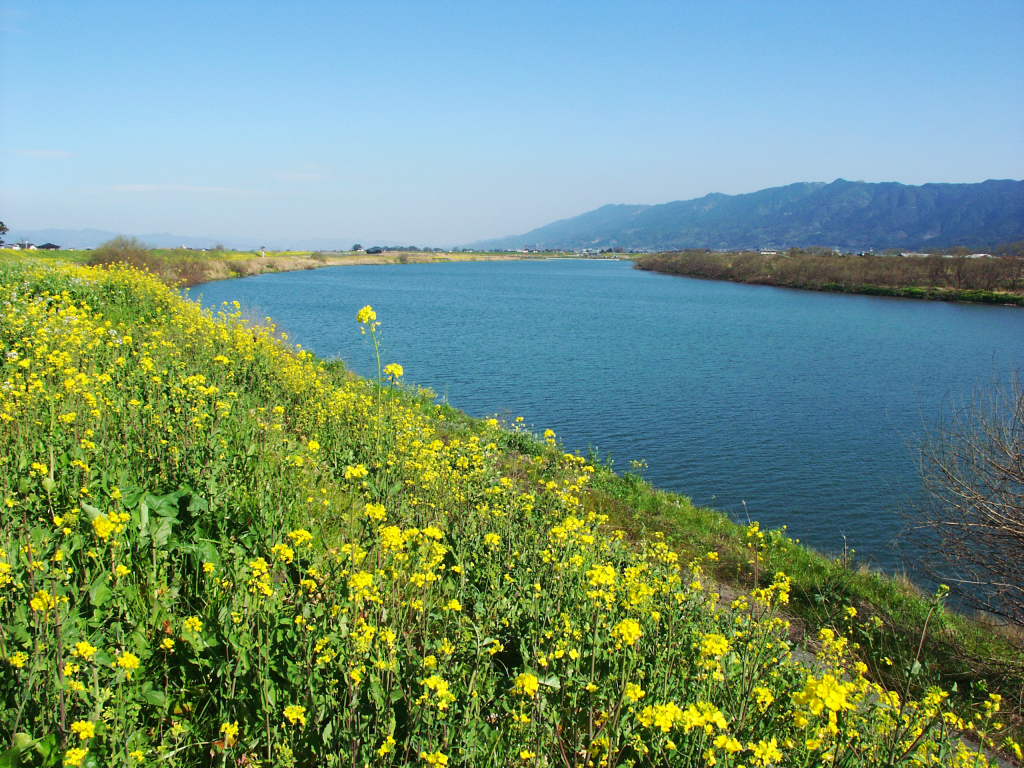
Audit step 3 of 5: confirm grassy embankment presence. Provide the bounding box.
[0,253,1020,766]
[634,251,1024,306]
[8,247,583,288]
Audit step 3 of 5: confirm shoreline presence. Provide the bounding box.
[634,253,1024,307]
[0,247,628,288]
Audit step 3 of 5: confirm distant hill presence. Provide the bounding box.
[473,179,1024,251]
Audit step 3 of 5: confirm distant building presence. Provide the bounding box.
[38,243,61,250]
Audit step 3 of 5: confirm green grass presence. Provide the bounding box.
[586,468,1024,747]
[0,254,1019,766]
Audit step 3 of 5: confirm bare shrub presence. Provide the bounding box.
[916,379,1024,634]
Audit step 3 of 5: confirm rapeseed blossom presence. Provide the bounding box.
[0,262,1004,767]
[514,673,540,698]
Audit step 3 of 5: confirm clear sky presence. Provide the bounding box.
[1,0,1022,246]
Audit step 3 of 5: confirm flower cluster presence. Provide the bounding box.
[0,259,1010,767]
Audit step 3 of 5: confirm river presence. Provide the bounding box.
[195,259,1024,575]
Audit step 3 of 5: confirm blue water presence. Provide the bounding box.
[195,259,1024,573]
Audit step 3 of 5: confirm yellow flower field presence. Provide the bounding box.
[0,260,1014,766]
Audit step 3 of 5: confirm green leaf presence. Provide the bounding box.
[187,494,209,513]
[369,679,386,710]
[142,688,168,708]
[0,733,36,768]
[150,517,174,547]
[89,574,112,608]
[34,733,57,760]
[138,498,150,540]
[540,675,561,691]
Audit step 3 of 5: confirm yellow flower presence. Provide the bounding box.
[749,737,783,766]
[420,675,456,709]
[30,589,60,613]
[129,750,145,762]
[356,305,376,324]
[624,682,646,703]
[384,362,404,379]
[612,618,643,646]
[203,561,216,574]
[483,532,501,548]
[638,702,684,732]
[753,686,775,711]
[220,721,240,747]
[92,515,116,540]
[117,651,141,678]
[699,632,731,657]
[115,564,130,577]
[73,641,98,660]
[306,439,320,452]
[514,672,540,697]
[161,638,175,651]
[348,570,378,601]
[680,701,728,734]
[70,721,96,740]
[183,616,203,634]
[271,543,295,563]
[586,564,616,588]
[714,734,742,753]
[287,529,314,546]
[364,502,387,521]
[283,704,307,726]
[444,599,462,612]
[794,673,856,715]
[63,748,88,767]
[377,736,396,756]
[8,652,28,668]
[420,751,448,766]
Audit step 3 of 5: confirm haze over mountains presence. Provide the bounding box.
[474,179,1024,252]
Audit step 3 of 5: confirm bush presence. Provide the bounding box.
[917,379,1024,633]
[87,236,157,268]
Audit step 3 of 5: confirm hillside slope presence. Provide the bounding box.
[476,179,1024,251]
[0,258,1015,766]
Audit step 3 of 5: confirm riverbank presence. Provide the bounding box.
[635,250,1024,306]
[0,246,603,287]
[1,256,1020,764]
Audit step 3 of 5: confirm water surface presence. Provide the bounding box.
[196,259,1024,573]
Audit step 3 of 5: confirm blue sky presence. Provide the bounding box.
[1,0,1021,246]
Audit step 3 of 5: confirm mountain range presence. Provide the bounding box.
[473,179,1024,251]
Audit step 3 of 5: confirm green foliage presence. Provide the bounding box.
[87,236,154,267]
[0,261,1017,766]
